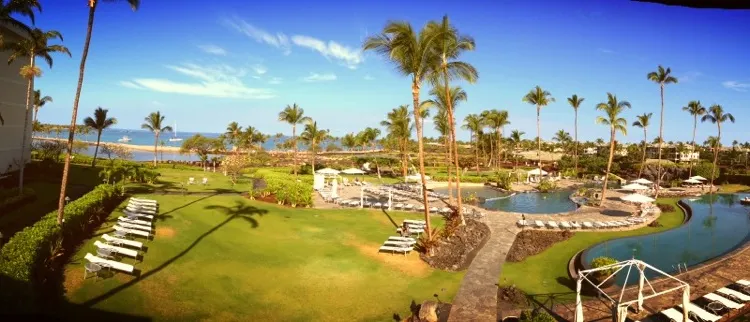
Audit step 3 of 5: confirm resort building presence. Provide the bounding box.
[646,144,699,163]
[0,23,33,174]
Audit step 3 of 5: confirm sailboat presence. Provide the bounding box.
[169,122,182,142]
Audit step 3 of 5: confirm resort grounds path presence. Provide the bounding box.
[448,208,521,322]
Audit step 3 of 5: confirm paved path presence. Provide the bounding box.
[448,208,521,322]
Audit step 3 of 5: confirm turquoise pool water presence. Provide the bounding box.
[583,193,750,284]
[431,186,577,214]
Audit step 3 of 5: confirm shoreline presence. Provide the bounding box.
[33,137,183,153]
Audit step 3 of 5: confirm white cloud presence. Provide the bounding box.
[123,63,274,99]
[269,77,282,85]
[251,64,267,75]
[222,17,291,55]
[152,100,164,106]
[291,35,363,69]
[301,72,337,82]
[679,71,702,83]
[597,48,615,54]
[722,81,750,92]
[198,44,227,56]
[364,74,374,81]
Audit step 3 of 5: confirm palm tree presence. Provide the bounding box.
[32,89,52,124]
[342,133,357,151]
[482,109,510,169]
[595,93,631,205]
[433,108,453,203]
[82,107,116,167]
[0,0,40,32]
[57,0,140,224]
[364,20,442,239]
[278,103,311,177]
[141,111,172,166]
[2,28,70,193]
[553,130,572,155]
[360,127,381,151]
[509,130,525,171]
[567,94,584,175]
[522,86,555,168]
[462,113,483,175]
[381,105,412,179]
[647,65,678,197]
[300,120,329,173]
[428,85,468,206]
[225,122,243,154]
[701,105,735,188]
[237,126,266,153]
[632,113,653,178]
[682,101,706,177]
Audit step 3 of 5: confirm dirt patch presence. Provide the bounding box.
[156,227,176,238]
[496,285,529,312]
[249,194,279,205]
[420,219,491,271]
[346,239,431,277]
[63,267,85,295]
[506,230,574,262]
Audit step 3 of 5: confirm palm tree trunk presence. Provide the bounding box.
[496,127,502,169]
[574,110,578,176]
[58,3,97,225]
[488,134,494,168]
[153,133,159,166]
[92,130,102,167]
[292,125,297,176]
[473,131,480,175]
[311,138,316,173]
[655,85,665,198]
[412,82,431,240]
[711,125,721,191]
[600,129,616,205]
[401,139,407,180]
[689,116,697,177]
[445,136,453,204]
[638,129,647,177]
[537,106,542,168]
[18,56,34,194]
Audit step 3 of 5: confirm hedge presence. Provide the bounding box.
[252,169,313,207]
[0,187,36,214]
[0,184,124,312]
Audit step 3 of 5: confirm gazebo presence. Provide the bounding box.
[527,168,548,183]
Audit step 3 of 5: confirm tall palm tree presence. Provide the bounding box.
[522,86,555,168]
[462,113,483,175]
[342,133,357,151]
[58,0,140,224]
[32,89,52,124]
[278,103,311,177]
[553,129,572,154]
[82,107,116,167]
[0,0,40,33]
[682,100,706,177]
[595,93,631,205]
[360,127,381,151]
[701,105,735,188]
[300,120,329,173]
[647,65,678,197]
[225,122,243,154]
[482,109,510,169]
[428,85,467,206]
[2,28,70,193]
[567,94,584,175]
[509,130,525,171]
[238,126,266,153]
[141,111,172,166]
[433,108,453,203]
[364,22,441,238]
[381,105,412,179]
[632,113,652,178]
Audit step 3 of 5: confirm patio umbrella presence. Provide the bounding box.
[683,178,701,184]
[316,167,340,175]
[689,176,707,181]
[631,178,653,185]
[621,183,649,191]
[620,193,655,204]
[341,168,365,175]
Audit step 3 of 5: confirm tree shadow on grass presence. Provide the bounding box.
[79,200,267,307]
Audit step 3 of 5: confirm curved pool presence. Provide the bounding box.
[582,193,750,284]
[431,186,577,214]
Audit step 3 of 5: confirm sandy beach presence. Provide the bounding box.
[33,137,182,153]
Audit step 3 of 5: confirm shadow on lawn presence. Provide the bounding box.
[79,200,267,307]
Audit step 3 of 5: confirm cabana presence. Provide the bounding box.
[526,168,548,183]
[683,178,702,185]
[620,193,656,204]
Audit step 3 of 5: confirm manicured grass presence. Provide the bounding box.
[500,198,686,295]
[126,167,254,193]
[63,195,461,321]
[718,184,750,193]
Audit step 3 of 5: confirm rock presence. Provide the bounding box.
[418,301,439,322]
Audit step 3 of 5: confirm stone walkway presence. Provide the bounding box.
[448,208,521,322]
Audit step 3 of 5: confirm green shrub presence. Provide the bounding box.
[537,179,557,192]
[520,309,556,322]
[591,256,618,281]
[254,169,313,207]
[429,174,487,183]
[657,203,676,213]
[0,188,36,213]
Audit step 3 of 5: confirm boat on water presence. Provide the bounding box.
[169,122,183,142]
[741,196,750,205]
[117,135,132,143]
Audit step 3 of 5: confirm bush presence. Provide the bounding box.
[430,174,487,184]
[657,203,676,213]
[496,173,512,190]
[0,188,36,213]
[591,256,618,281]
[520,309,556,322]
[537,179,557,192]
[253,169,313,207]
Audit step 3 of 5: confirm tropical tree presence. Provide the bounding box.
[567,94,584,175]
[647,65,678,197]
[380,105,412,179]
[82,107,116,167]
[359,127,381,150]
[225,122,243,154]
[701,105,735,187]
[595,93,631,205]
[32,89,52,124]
[433,108,454,203]
[509,130,525,171]
[631,113,652,178]
[57,0,140,224]
[278,103,311,177]
[522,86,555,168]
[428,85,467,206]
[141,111,172,166]
[682,100,706,177]
[553,130,572,155]
[462,113,483,174]
[300,120,329,173]
[0,0,39,32]
[2,27,70,192]
[342,133,357,151]
[483,109,510,169]
[237,126,266,153]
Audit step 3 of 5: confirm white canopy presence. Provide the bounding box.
[620,193,656,204]
[405,174,431,182]
[621,183,649,191]
[527,168,548,176]
[631,178,653,185]
[316,168,340,175]
[690,175,708,181]
[341,168,365,175]
[683,178,702,184]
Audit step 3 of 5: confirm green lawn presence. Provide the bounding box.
[63,195,461,321]
[500,198,686,295]
[126,167,254,194]
[718,184,750,193]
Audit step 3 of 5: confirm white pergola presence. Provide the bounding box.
[575,259,690,322]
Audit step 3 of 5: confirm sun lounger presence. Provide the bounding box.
[394,203,403,210]
[547,221,559,229]
[571,222,582,229]
[429,207,439,213]
[125,205,156,215]
[123,210,154,220]
[131,197,157,202]
[583,222,594,229]
[128,201,157,209]
[388,236,416,242]
[118,221,152,232]
[118,216,152,226]
[94,240,139,259]
[373,202,382,208]
[535,220,544,228]
[595,222,607,228]
[102,234,143,249]
[404,204,415,211]
[84,253,134,273]
[114,225,150,238]
[660,308,692,322]
[404,219,426,225]
[679,303,721,322]
[517,220,529,227]
[379,245,413,255]
[606,221,620,227]
[560,221,572,229]
[717,288,750,302]
[440,207,451,214]
[130,198,157,206]
[396,227,424,235]
[737,280,750,286]
[704,293,743,309]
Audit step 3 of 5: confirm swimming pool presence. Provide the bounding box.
[431,186,577,214]
[582,193,750,284]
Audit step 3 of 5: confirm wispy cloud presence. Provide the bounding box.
[222,17,291,55]
[152,100,164,106]
[198,44,227,56]
[597,48,615,54]
[121,63,274,99]
[269,77,283,85]
[301,72,337,82]
[722,80,750,92]
[364,74,374,81]
[251,64,267,75]
[291,35,363,69]
[679,71,702,83]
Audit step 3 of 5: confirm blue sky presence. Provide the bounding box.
[26,0,750,144]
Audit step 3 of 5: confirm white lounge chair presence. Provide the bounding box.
[84,253,134,273]
[517,220,529,227]
[188,177,195,185]
[679,303,721,322]
[595,222,607,228]
[440,207,451,214]
[703,293,743,309]
[102,234,143,249]
[660,308,691,322]
[534,220,544,228]
[429,207,439,213]
[560,221,572,229]
[737,280,750,286]
[571,222,582,229]
[125,205,156,215]
[404,204,415,211]
[202,177,208,185]
[379,245,413,256]
[118,216,151,226]
[114,225,150,238]
[94,240,139,259]
[383,240,416,247]
[717,288,750,302]
[131,197,157,204]
[404,219,426,225]
[118,222,152,232]
[123,210,154,220]
[583,222,594,229]
[388,236,416,242]
[128,201,157,209]
[547,221,559,229]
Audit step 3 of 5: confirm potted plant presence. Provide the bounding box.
[590,256,618,288]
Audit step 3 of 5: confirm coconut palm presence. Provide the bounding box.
[237,126,266,153]
[632,113,653,178]
[2,28,70,192]
[57,0,140,224]
[0,0,40,33]
[701,105,735,188]
[381,105,412,179]
[522,86,555,168]
[462,113,483,175]
[278,103,311,177]
[682,101,706,177]
[428,85,467,206]
[225,122,243,154]
[567,94,584,175]
[141,111,172,166]
[342,133,357,151]
[482,109,510,169]
[553,130,572,155]
[360,127,382,151]
[595,93,631,205]
[647,65,678,197]
[433,108,454,203]
[300,120,330,173]
[32,89,52,124]
[509,130,525,171]
[82,107,116,167]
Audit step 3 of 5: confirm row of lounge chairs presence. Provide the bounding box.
[83,197,157,280]
[338,199,467,214]
[517,217,649,230]
[659,279,749,322]
[378,219,425,255]
[386,183,446,202]
[342,178,370,186]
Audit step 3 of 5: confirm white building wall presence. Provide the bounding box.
[0,25,33,174]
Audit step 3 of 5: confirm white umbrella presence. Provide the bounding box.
[689,175,707,181]
[331,179,338,199]
[341,168,366,175]
[631,178,653,185]
[621,183,649,191]
[316,168,340,175]
[620,193,656,204]
[527,168,548,176]
[683,178,701,184]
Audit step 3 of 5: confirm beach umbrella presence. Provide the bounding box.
[689,176,707,181]
[316,168,340,175]
[620,193,655,204]
[341,168,365,175]
[631,178,653,185]
[683,178,701,184]
[621,183,649,191]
